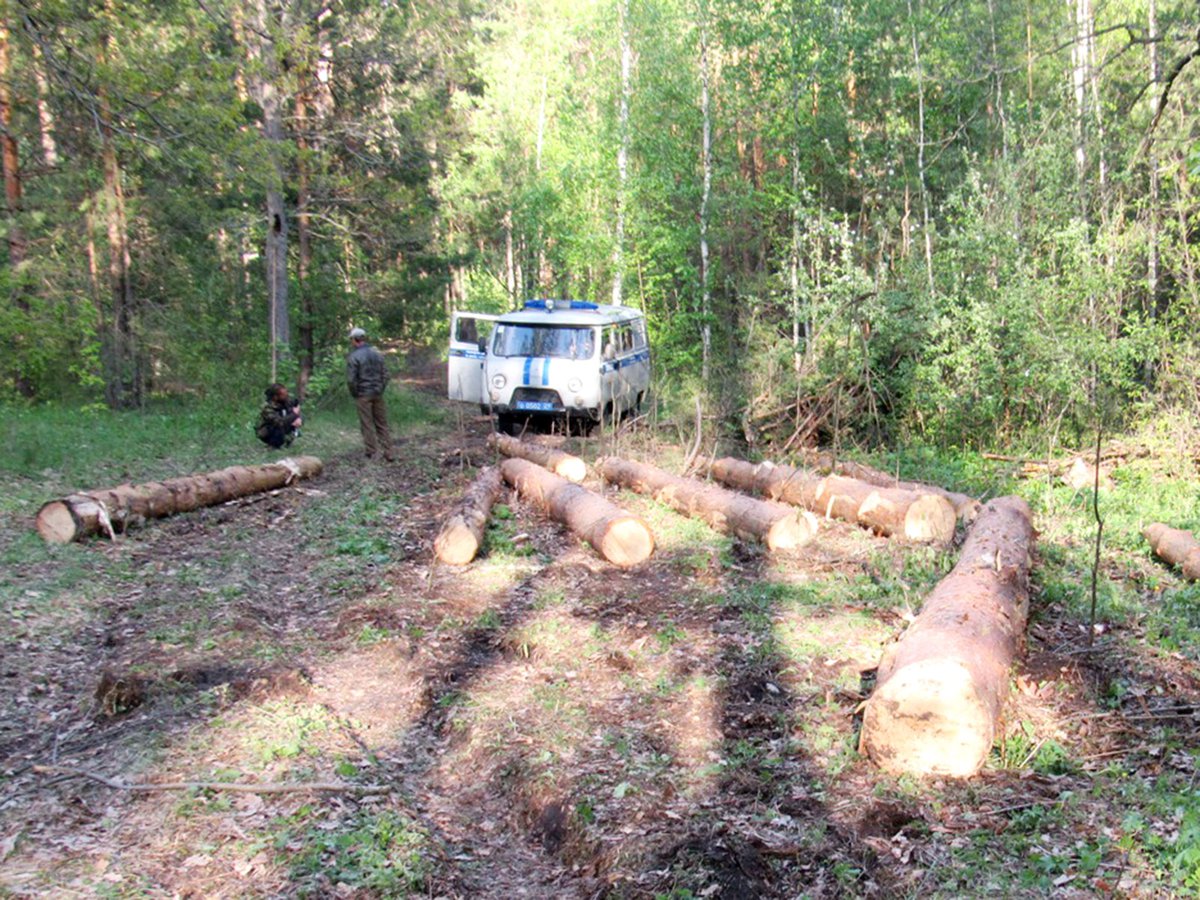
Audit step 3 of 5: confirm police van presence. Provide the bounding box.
[449,300,651,433]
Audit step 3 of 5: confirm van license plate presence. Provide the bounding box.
[515,401,556,411]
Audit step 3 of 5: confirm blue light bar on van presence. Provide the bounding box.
[522,299,599,311]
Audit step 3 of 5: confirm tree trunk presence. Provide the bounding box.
[611,0,630,307]
[501,458,654,567]
[0,13,25,271]
[1144,523,1200,580]
[36,457,324,544]
[295,90,314,399]
[98,14,138,409]
[601,457,817,552]
[698,0,712,384]
[710,457,956,544]
[860,496,1035,778]
[798,450,980,521]
[906,0,934,294]
[243,0,290,377]
[435,466,504,565]
[488,433,587,483]
[30,41,58,167]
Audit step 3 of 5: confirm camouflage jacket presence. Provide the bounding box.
[346,343,389,397]
[256,400,299,438]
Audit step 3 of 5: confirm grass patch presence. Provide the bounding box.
[279,809,432,897]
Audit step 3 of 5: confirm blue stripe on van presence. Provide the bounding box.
[542,359,550,386]
[601,349,651,374]
[523,357,533,385]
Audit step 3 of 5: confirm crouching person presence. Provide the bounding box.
[256,383,302,449]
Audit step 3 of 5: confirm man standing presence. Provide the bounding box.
[346,327,394,461]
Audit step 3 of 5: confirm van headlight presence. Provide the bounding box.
[491,374,506,389]
[568,378,582,392]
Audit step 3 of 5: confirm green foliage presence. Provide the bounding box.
[280,810,431,897]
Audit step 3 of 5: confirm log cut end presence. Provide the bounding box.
[861,656,994,778]
[596,516,655,567]
[35,501,79,544]
[902,494,958,544]
[555,457,588,484]
[278,456,324,479]
[765,510,818,552]
[434,518,482,566]
[1144,522,1200,581]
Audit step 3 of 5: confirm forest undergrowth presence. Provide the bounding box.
[1,359,1200,897]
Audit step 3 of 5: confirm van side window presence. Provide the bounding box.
[632,320,647,350]
[455,317,477,344]
[455,317,494,347]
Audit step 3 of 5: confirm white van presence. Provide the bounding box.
[449,300,651,433]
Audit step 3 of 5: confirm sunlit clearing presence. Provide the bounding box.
[773,607,893,689]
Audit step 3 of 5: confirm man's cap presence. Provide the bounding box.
[349,327,366,339]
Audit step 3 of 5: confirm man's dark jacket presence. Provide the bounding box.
[347,343,389,397]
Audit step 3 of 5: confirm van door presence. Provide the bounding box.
[448,312,498,404]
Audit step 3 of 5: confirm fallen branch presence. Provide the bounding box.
[34,764,391,795]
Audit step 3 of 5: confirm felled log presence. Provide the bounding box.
[434,466,504,565]
[799,450,980,521]
[860,496,1035,778]
[600,457,817,552]
[36,457,324,544]
[710,457,956,544]
[500,458,653,567]
[488,433,587,483]
[1144,523,1200,581]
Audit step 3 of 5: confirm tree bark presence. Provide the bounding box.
[295,89,314,399]
[710,457,955,544]
[860,496,1035,778]
[697,0,712,384]
[435,466,504,565]
[601,457,817,552]
[1144,523,1200,581]
[488,433,587,483]
[798,450,980,521]
[501,458,653,567]
[242,0,290,376]
[98,10,139,409]
[611,0,630,307]
[36,457,324,544]
[0,12,25,271]
[30,40,58,167]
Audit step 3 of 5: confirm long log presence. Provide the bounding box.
[860,496,1035,778]
[1144,523,1200,581]
[799,450,980,521]
[500,458,653,567]
[487,433,587,483]
[710,457,956,544]
[600,457,817,552]
[434,467,504,565]
[35,457,323,544]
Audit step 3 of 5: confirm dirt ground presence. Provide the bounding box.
[2,357,1199,898]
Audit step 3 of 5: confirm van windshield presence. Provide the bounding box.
[492,325,595,360]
